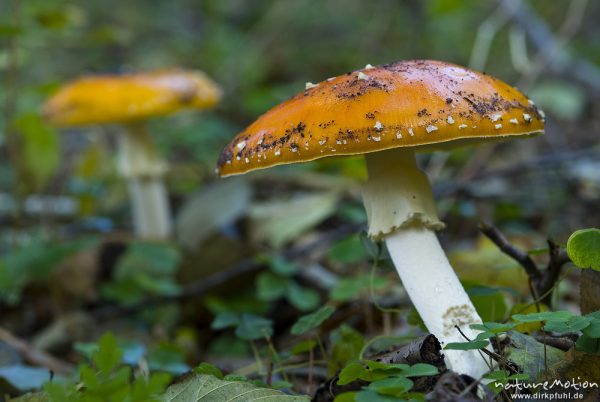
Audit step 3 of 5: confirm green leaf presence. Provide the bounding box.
[576,334,600,354]
[338,362,367,385]
[399,363,438,377]
[327,235,368,264]
[269,256,298,276]
[93,333,122,374]
[15,112,60,192]
[194,363,223,379]
[506,331,565,382]
[444,340,489,350]
[470,322,516,334]
[329,325,364,374]
[567,228,600,271]
[543,316,591,333]
[468,286,507,322]
[256,271,289,301]
[291,339,317,355]
[131,372,172,401]
[272,380,293,390]
[148,344,189,375]
[359,231,383,261]
[103,241,182,304]
[291,306,335,335]
[286,282,320,311]
[235,314,273,340]
[0,237,98,305]
[368,376,413,397]
[0,23,22,37]
[355,390,403,402]
[160,373,310,401]
[512,310,573,323]
[211,311,241,330]
[330,275,386,302]
[582,313,600,338]
[333,392,358,402]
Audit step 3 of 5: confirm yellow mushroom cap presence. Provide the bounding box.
[43,68,222,126]
[217,60,544,177]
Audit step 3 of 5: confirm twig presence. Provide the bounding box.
[478,222,540,279]
[479,223,571,307]
[534,334,575,351]
[0,327,73,374]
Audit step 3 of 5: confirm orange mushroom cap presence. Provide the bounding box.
[218,60,544,177]
[43,68,222,126]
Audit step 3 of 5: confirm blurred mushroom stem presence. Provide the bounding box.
[118,122,171,238]
[362,148,490,378]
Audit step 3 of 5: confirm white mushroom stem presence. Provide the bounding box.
[362,148,491,378]
[117,123,171,239]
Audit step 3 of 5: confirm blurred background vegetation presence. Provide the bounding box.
[0,0,599,399]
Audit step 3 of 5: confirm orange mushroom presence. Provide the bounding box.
[217,60,544,377]
[44,69,222,238]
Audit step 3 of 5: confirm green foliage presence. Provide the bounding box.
[14,112,60,192]
[235,314,274,341]
[268,256,298,276]
[159,373,309,401]
[368,377,414,397]
[256,270,320,312]
[328,325,365,375]
[291,339,317,355]
[512,310,573,323]
[290,306,335,335]
[327,235,368,264]
[567,228,600,271]
[466,285,507,322]
[330,275,387,302]
[444,340,489,350]
[505,331,565,382]
[484,370,529,394]
[101,241,181,304]
[337,361,438,385]
[336,361,437,401]
[0,237,98,305]
[43,333,171,402]
[211,311,273,341]
[193,363,224,379]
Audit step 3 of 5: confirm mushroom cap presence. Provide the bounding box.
[217,60,544,177]
[43,68,222,126]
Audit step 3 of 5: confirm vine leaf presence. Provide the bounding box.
[567,228,600,271]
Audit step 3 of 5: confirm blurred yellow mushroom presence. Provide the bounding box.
[43,69,222,238]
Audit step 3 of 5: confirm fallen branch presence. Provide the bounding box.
[534,334,575,351]
[0,327,73,374]
[478,222,540,280]
[479,223,571,306]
